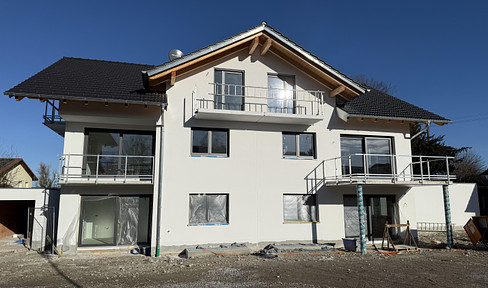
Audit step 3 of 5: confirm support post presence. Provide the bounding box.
[442,184,454,248]
[357,184,367,254]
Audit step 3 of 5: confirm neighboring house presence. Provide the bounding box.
[0,158,38,188]
[4,23,478,255]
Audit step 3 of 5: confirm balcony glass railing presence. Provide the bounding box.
[58,154,154,184]
[193,83,326,116]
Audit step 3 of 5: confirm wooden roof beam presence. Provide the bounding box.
[329,85,345,98]
[15,96,24,101]
[261,37,272,56]
[170,71,176,86]
[249,36,259,55]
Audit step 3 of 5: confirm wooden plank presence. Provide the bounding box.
[260,37,272,56]
[170,71,176,86]
[328,85,345,98]
[15,96,24,101]
[149,32,263,82]
[249,36,259,55]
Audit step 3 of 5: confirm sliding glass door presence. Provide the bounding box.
[340,136,393,176]
[79,196,151,246]
[268,75,295,114]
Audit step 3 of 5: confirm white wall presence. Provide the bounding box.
[158,47,414,248]
[413,183,479,228]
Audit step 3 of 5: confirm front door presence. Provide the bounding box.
[343,195,396,240]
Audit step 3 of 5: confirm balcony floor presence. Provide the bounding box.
[194,108,323,125]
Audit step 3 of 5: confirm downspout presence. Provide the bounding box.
[410,121,431,140]
[155,105,165,257]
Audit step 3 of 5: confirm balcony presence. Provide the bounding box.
[58,154,154,184]
[305,154,455,193]
[192,83,326,125]
[43,100,65,136]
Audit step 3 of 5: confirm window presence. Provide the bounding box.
[85,129,154,176]
[282,133,315,158]
[189,194,228,225]
[268,74,295,114]
[214,70,244,111]
[192,128,229,156]
[283,194,317,222]
[340,136,393,175]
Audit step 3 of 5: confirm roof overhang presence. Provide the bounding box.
[336,107,452,126]
[143,23,366,99]
[4,91,166,107]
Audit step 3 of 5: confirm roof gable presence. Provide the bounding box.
[144,23,365,99]
[0,158,38,181]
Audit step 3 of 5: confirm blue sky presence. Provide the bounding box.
[1,1,487,174]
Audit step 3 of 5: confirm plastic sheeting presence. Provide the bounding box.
[189,194,227,225]
[283,195,317,222]
[118,197,139,245]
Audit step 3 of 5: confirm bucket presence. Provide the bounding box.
[342,238,358,252]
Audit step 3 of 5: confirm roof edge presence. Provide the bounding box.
[336,107,452,124]
[4,91,166,106]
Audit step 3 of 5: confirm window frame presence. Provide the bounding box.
[188,193,229,226]
[191,128,229,157]
[267,73,296,114]
[340,135,394,175]
[283,194,318,223]
[282,132,316,159]
[214,69,245,111]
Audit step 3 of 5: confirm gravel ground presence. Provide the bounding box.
[0,231,487,288]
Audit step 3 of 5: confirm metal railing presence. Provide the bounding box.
[193,83,326,116]
[58,154,154,184]
[43,100,64,124]
[305,154,455,192]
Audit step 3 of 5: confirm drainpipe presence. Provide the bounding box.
[357,184,367,255]
[155,108,165,257]
[410,121,431,140]
[442,185,454,248]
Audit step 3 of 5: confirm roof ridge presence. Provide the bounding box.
[62,56,155,67]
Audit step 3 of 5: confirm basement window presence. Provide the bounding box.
[189,194,229,225]
[283,194,317,223]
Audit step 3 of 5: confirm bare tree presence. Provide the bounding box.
[453,149,487,184]
[36,162,56,188]
[354,74,397,94]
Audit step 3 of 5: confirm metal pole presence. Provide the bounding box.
[357,184,367,255]
[443,185,454,248]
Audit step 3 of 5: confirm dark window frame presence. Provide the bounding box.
[282,132,316,159]
[191,128,229,157]
[214,69,245,111]
[188,193,229,225]
[340,135,395,175]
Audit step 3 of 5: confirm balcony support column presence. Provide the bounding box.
[356,184,367,255]
[442,184,454,248]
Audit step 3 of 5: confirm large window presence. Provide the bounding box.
[192,128,229,156]
[79,196,151,246]
[85,130,154,176]
[340,136,393,175]
[268,74,295,114]
[282,133,315,158]
[189,194,229,225]
[214,70,244,111]
[283,194,317,222]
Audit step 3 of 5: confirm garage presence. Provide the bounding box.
[0,200,35,238]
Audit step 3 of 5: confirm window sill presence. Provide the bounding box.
[188,223,229,226]
[282,157,316,160]
[283,222,320,224]
[191,155,229,158]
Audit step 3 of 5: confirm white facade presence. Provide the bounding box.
[53,34,479,255]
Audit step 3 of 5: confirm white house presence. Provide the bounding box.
[4,23,479,256]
